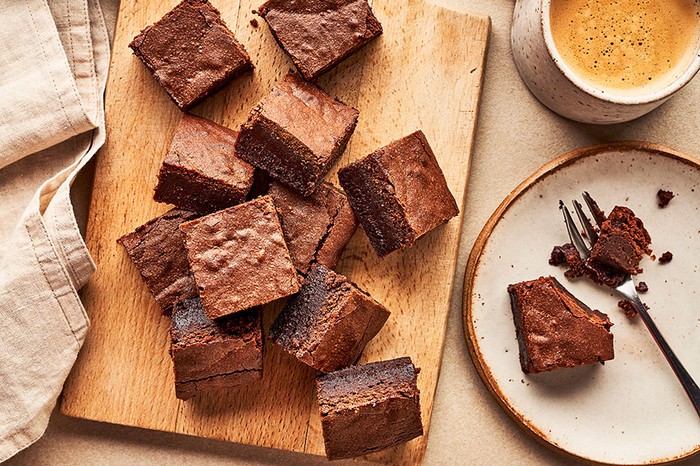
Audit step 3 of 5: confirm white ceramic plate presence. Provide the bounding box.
[464,142,700,465]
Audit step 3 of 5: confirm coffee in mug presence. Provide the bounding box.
[511,0,700,123]
[549,0,700,97]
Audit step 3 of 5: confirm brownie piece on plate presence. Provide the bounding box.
[180,195,300,319]
[338,131,459,257]
[270,264,389,373]
[268,181,358,274]
[589,206,651,275]
[154,114,255,214]
[257,0,383,80]
[171,296,262,400]
[118,208,199,315]
[507,276,614,374]
[129,0,253,110]
[235,73,359,196]
[315,357,423,460]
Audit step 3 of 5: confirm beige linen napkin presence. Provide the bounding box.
[0,0,111,461]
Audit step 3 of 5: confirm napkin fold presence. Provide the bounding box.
[0,0,111,461]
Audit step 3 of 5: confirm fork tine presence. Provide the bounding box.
[559,200,591,257]
[573,199,599,246]
[582,191,606,228]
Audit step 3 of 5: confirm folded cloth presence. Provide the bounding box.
[0,0,111,461]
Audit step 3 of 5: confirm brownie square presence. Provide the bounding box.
[154,114,255,214]
[171,296,262,400]
[257,0,383,80]
[338,131,459,257]
[129,0,253,110]
[268,181,358,274]
[180,195,300,319]
[270,264,389,373]
[315,357,423,460]
[235,73,359,196]
[118,208,199,315]
[507,276,614,374]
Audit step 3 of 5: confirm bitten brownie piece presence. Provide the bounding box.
[590,206,651,275]
[180,195,300,319]
[315,357,423,460]
[268,181,358,274]
[118,208,199,315]
[507,277,614,374]
[171,297,262,400]
[129,0,253,110]
[154,114,255,214]
[270,264,389,373]
[338,131,459,257]
[257,0,382,80]
[235,73,359,196]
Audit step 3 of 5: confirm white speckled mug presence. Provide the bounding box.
[511,0,700,124]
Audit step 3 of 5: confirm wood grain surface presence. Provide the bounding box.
[60,1,490,464]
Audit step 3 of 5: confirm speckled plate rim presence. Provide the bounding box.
[462,141,700,466]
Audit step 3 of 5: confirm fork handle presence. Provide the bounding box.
[630,295,700,417]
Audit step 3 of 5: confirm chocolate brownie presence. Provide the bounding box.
[590,206,651,275]
[550,243,626,287]
[338,131,459,257]
[171,297,262,400]
[180,196,300,319]
[657,189,675,208]
[154,114,255,214]
[129,0,253,110]
[507,276,614,374]
[118,208,199,315]
[268,181,358,274]
[636,281,649,293]
[235,73,359,196]
[315,357,423,460]
[659,251,673,264]
[257,0,383,80]
[270,264,389,373]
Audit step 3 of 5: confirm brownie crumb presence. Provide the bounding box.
[618,300,638,319]
[549,245,567,266]
[252,9,258,14]
[250,18,258,27]
[635,281,649,293]
[659,251,673,264]
[657,189,675,208]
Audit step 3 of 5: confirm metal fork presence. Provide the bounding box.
[560,192,700,417]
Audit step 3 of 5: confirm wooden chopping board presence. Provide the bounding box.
[60,1,490,464]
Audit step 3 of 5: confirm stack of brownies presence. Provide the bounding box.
[119,0,458,460]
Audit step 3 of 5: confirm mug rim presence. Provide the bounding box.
[539,0,700,106]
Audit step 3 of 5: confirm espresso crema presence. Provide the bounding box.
[550,0,700,96]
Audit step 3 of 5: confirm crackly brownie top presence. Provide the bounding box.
[258,0,382,79]
[165,114,255,189]
[180,195,299,317]
[268,181,358,273]
[252,73,359,159]
[315,357,419,413]
[365,131,458,236]
[507,276,614,372]
[117,208,199,314]
[171,296,261,348]
[129,0,251,109]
